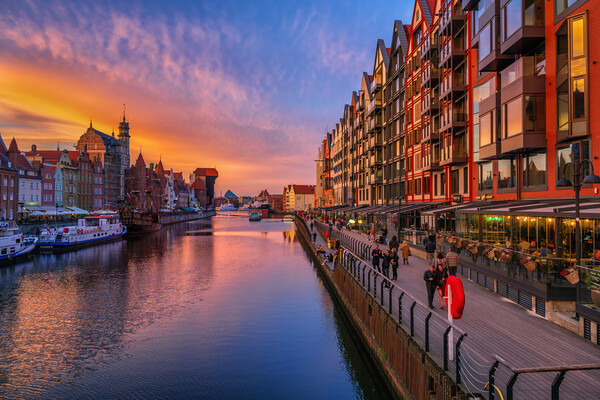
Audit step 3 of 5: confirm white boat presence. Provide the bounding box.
[239,205,249,211]
[38,214,126,252]
[218,204,237,212]
[0,220,38,262]
[249,211,262,221]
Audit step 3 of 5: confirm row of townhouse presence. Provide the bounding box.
[283,184,315,212]
[317,0,599,209]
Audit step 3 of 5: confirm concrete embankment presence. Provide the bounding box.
[293,216,468,400]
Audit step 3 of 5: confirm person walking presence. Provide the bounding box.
[312,231,317,242]
[370,226,376,242]
[371,245,382,272]
[388,235,399,252]
[423,265,437,309]
[381,250,391,284]
[401,240,411,264]
[310,221,314,232]
[446,247,459,276]
[435,253,449,309]
[425,238,436,263]
[381,226,388,244]
[390,248,399,281]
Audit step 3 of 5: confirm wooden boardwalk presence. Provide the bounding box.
[310,221,600,399]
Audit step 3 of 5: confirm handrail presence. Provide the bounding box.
[493,354,600,374]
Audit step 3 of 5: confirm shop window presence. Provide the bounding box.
[522,152,546,187]
[479,162,493,191]
[556,140,590,185]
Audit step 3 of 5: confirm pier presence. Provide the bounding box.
[300,217,600,399]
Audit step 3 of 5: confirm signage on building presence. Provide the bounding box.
[452,194,462,203]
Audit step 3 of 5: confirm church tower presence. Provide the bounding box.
[118,105,130,168]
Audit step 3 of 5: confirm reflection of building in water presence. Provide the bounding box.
[0,221,216,395]
[282,229,297,242]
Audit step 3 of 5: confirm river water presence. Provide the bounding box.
[0,215,390,399]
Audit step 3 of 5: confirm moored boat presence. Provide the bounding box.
[0,220,38,262]
[218,204,237,212]
[38,214,126,252]
[120,206,161,235]
[249,211,262,221]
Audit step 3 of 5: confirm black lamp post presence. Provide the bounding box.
[556,158,600,264]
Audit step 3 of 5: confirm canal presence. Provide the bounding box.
[0,215,391,399]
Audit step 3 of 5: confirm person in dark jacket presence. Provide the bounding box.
[381,250,391,282]
[425,240,436,263]
[381,226,388,244]
[390,248,399,281]
[388,236,399,252]
[423,265,437,309]
[371,245,382,272]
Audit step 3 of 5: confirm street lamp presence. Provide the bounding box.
[556,158,600,264]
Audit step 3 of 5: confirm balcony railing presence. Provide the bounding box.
[501,56,545,89]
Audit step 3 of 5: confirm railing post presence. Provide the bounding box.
[362,264,366,286]
[507,373,519,400]
[489,361,499,400]
[398,292,404,324]
[388,286,393,314]
[443,326,451,370]
[367,270,372,292]
[380,279,385,304]
[455,334,467,385]
[410,302,417,336]
[551,371,566,400]
[374,275,377,297]
[425,312,432,351]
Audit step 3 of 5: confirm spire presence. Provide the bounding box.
[57,141,60,151]
[90,118,93,128]
[123,103,127,122]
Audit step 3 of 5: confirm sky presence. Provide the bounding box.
[0,0,413,196]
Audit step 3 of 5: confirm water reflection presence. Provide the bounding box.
[0,216,389,399]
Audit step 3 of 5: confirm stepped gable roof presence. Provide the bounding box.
[135,152,146,168]
[224,190,237,199]
[193,167,218,177]
[191,179,206,190]
[292,184,315,195]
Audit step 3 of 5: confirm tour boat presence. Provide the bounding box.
[218,204,237,212]
[38,214,127,251]
[249,211,262,221]
[0,220,38,262]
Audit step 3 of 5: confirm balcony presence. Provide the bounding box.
[420,157,442,172]
[439,39,467,66]
[421,94,439,115]
[440,72,467,100]
[369,117,382,133]
[421,36,438,60]
[440,6,466,36]
[439,146,468,166]
[440,110,467,133]
[366,99,382,116]
[479,141,501,160]
[500,0,545,55]
[354,117,362,128]
[500,56,546,103]
[479,49,514,72]
[369,135,384,150]
[421,121,440,143]
[501,131,546,155]
[421,63,439,88]
[370,76,382,94]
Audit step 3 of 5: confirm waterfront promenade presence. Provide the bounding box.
[310,220,600,399]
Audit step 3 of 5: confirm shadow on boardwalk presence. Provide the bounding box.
[309,219,600,400]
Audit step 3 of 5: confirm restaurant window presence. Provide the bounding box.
[556,140,590,186]
[497,158,517,189]
[522,152,546,187]
[556,14,588,138]
[478,162,493,191]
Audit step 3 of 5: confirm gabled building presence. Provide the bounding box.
[190,168,218,208]
[8,138,42,212]
[0,134,18,220]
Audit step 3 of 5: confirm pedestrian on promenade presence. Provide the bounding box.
[390,248,399,281]
[317,245,325,254]
[371,245,382,272]
[381,250,391,284]
[370,226,376,242]
[401,240,411,264]
[423,265,437,309]
[446,247,459,276]
[389,236,399,252]
[435,253,448,309]
[310,221,314,231]
[312,231,317,242]
[325,229,329,240]
[335,239,340,250]
[381,226,388,244]
[425,239,436,263]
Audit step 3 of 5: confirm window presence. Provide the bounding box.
[463,167,469,194]
[2,179,5,187]
[556,14,588,138]
[2,193,5,200]
[479,162,493,191]
[480,111,494,146]
[523,152,547,186]
[452,170,460,194]
[497,159,517,189]
[502,0,522,41]
[479,23,493,62]
[556,140,590,185]
[555,0,579,17]
[504,97,523,138]
[434,174,439,196]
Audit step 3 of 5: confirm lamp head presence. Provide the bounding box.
[556,178,573,187]
[582,173,600,185]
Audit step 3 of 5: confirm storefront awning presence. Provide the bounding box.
[454,198,600,218]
